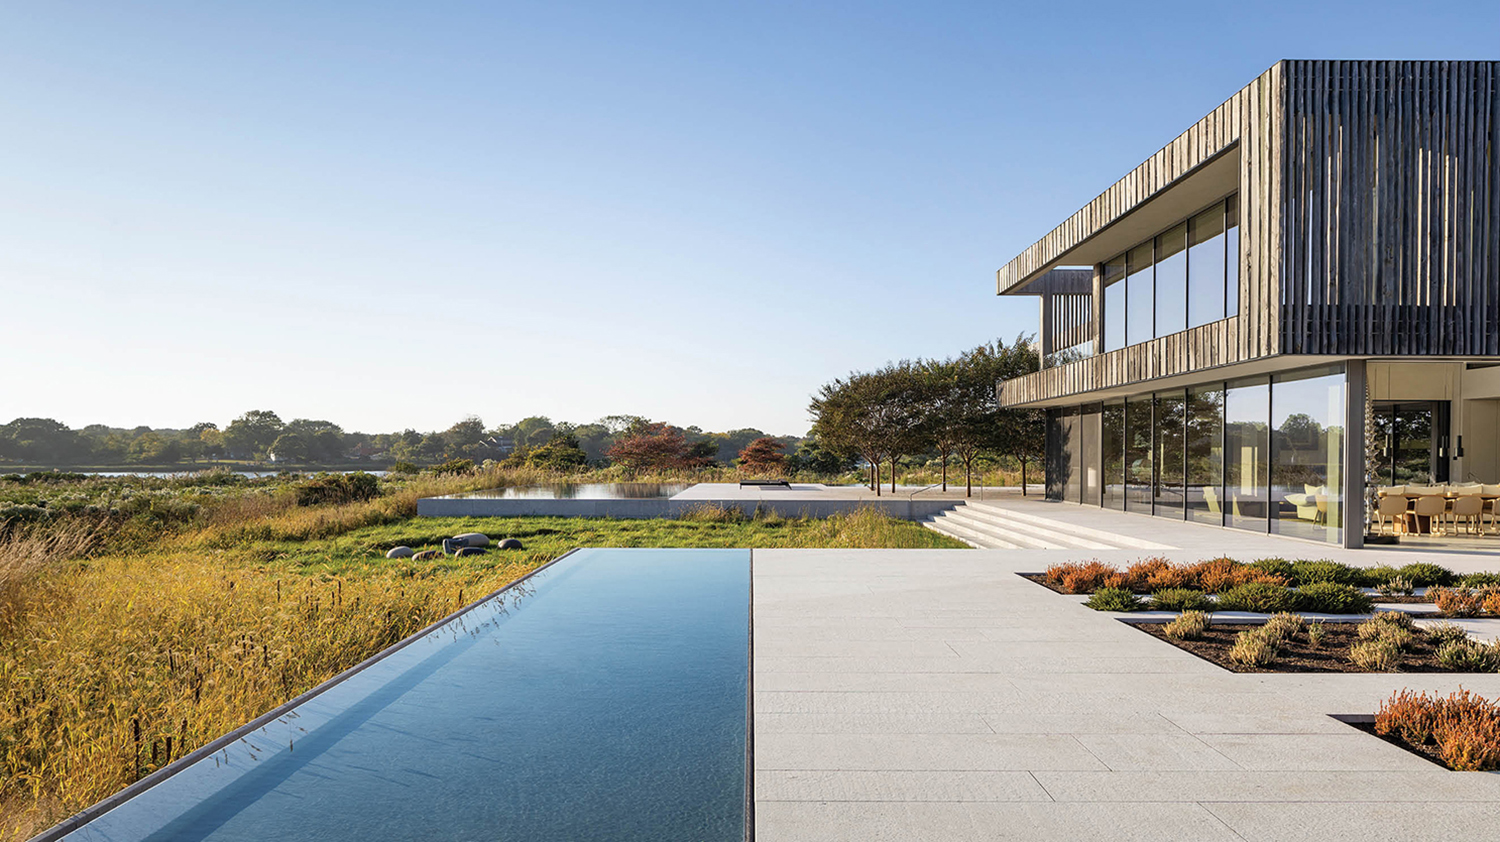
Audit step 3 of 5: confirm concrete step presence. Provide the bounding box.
[945,503,1116,550]
[961,502,1174,550]
[923,511,1024,549]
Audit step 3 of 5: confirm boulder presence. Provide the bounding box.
[455,546,487,557]
[497,538,524,550]
[413,549,443,561]
[385,546,415,559]
[452,532,490,548]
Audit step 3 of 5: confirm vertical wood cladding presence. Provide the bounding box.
[1279,61,1500,356]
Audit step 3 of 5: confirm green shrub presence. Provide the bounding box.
[1458,572,1500,589]
[432,458,476,476]
[1085,587,1142,612]
[1228,628,1278,667]
[1290,559,1361,586]
[1399,562,1455,587]
[295,472,381,506]
[1163,610,1209,640]
[1216,582,1295,613]
[1261,612,1306,644]
[1249,558,1294,581]
[1357,565,1400,587]
[1349,638,1400,671]
[1377,576,1414,596]
[1306,621,1327,647]
[1436,639,1500,672]
[387,461,420,475]
[1358,617,1414,650]
[1426,622,1472,647]
[1294,582,1373,614]
[1150,587,1211,612]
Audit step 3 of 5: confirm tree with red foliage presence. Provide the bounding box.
[605,422,707,472]
[737,437,787,475]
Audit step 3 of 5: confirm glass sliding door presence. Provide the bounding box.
[1225,377,1270,531]
[1154,391,1186,519]
[1125,397,1154,512]
[1269,366,1345,543]
[1102,401,1125,510]
[1185,385,1225,525]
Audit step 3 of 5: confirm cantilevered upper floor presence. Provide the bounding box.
[997,59,1500,408]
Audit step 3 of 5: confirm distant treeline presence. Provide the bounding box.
[0,413,816,471]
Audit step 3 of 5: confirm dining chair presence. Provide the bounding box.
[1375,494,1408,535]
[1413,494,1448,536]
[1451,495,1485,536]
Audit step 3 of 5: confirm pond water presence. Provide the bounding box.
[52,548,750,842]
[449,482,694,499]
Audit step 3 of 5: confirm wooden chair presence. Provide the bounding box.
[1375,494,1408,535]
[1451,495,1485,536]
[1413,494,1448,535]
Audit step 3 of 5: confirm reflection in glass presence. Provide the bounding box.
[1103,256,1126,352]
[1125,397,1154,512]
[1154,224,1187,337]
[1154,392,1186,519]
[1225,196,1240,317]
[1225,378,1270,530]
[1126,242,1154,346]
[1102,401,1125,510]
[1373,404,1435,485]
[1082,406,1101,506]
[1270,367,1345,543]
[1185,386,1225,525]
[1062,408,1081,503]
[1188,203,1226,328]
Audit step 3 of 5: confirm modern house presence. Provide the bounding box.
[995,60,1500,548]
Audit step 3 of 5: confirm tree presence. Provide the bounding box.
[222,410,284,458]
[514,416,556,449]
[525,433,588,471]
[269,432,311,463]
[737,437,787,475]
[984,336,1046,495]
[606,422,703,473]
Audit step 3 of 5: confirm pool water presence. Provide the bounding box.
[447,483,694,500]
[58,549,750,842]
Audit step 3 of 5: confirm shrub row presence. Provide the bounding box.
[1045,557,1460,596]
[1376,689,1500,771]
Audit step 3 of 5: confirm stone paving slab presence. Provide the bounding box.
[753,544,1500,841]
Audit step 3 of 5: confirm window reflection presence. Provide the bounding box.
[1187,204,1226,328]
[1102,401,1125,510]
[1225,378,1270,530]
[1125,397,1154,512]
[1270,368,1344,542]
[1185,386,1225,525]
[1154,391,1186,519]
[1126,243,1154,346]
[1154,225,1187,337]
[1225,196,1240,317]
[1103,257,1126,352]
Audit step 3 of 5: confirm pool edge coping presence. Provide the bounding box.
[27,547,585,842]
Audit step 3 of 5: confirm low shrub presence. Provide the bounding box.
[1431,587,1484,617]
[1306,621,1327,647]
[1349,638,1401,670]
[1293,582,1373,614]
[1458,572,1500,589]
[1482,590,1500,616]
[1261,612,1306,644]
[1217,581,1295,613]
[1425,622,1471,647]
[1291,559,1361,586]
[1191,557,1284,593]
[1436,639,1500,672]
[1399,562,1455,587]
[1357,615,1414,650]
[1228,628,1278,667]
[1359,565,1401,588]
[295,472,381,507]
[1122,556,1172,590]
[1248,557,1294,581]
[1377,689,1500,771]
[1150,587,1211,612]
[1144,563,1196,591]
[1377,576,1415,597]
[1085,586,1142,612]
[1045,560,1119,594]
[387,461,420,475]
[1163,610,1209,640]
[432,458,476,476]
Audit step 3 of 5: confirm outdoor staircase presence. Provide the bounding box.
[923,501,1174,550]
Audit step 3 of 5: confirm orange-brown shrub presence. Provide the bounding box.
[1058,560,1117,594]
[1375,688,1500,771]
[1121,556,1171,590]
[1483,589,1500,616]
[1145,564,1196,591]
[1102,572,1130,590]
[1432,587,1485,617]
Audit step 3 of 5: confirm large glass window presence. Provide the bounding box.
[1102,401,1125,510]
[1185,385,1225,525]
[1224,378,1270,531]
[1126,243,1154,346]
[1187,203,1227,328]
[1125,397,1154,512]
[1062,408,1081,504]
[1225,195,1240,317]
[1154,224,1187,337]
[1154,391,1186,519]
[1081,405,1101,506]
[1270,367,1345,543]
[1103,256,1126,352]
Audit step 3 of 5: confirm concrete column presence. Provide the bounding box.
[1344,359,1366,549]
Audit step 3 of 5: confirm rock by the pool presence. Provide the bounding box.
[497,538,524,550]
[413,549,443,561]
[385,546,414,559]
[455,546,487,557]
[452,532,490,548]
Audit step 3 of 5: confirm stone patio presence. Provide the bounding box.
[753,529,1500,841]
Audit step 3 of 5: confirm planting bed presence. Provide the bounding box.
[1134,621,1454,674]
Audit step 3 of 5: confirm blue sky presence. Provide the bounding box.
[2,2,1496,436]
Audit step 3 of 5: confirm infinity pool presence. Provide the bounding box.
[51,549,750,842]
[446,483,694,500]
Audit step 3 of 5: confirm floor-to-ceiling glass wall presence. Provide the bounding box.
[1185,385,1225,525]
[1125,397,1154,512]
[1102,400,1125,510]
[1270,367,1345,542]
[1154,390,1186,519]
[1081,405,1101,505]
[1062,407,1081,503]
[1224,377,1270,530]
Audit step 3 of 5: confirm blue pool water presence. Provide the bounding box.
[59,549,749,841]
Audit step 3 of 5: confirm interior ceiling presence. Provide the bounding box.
[1008,147,1241,295]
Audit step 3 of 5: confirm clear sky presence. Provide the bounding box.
[2,2,1496,436]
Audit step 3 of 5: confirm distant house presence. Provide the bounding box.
[995,60,1500,548]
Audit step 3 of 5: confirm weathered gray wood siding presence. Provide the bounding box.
[1279,60,1500,356]
[1001,319,1239,406]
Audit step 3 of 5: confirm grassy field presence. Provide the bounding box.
[0,471,961,839]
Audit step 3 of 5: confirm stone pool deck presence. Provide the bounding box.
[753,532,1500,841]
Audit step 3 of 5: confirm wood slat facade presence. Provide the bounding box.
[997,59,1500,408]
